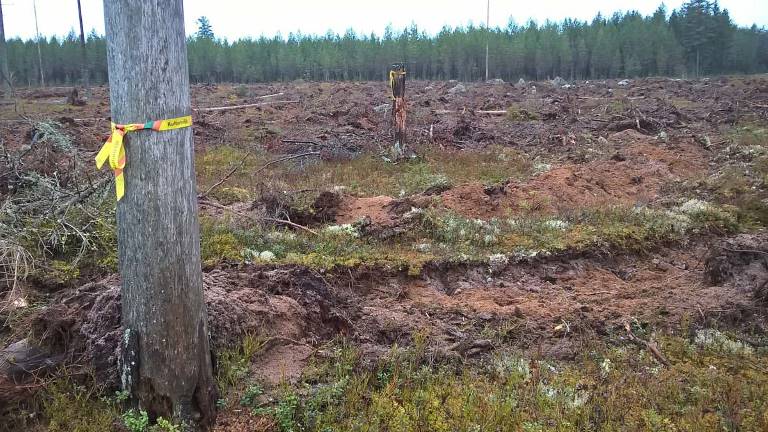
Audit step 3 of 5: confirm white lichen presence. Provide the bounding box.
[600,358,612,378]
[259,250,276,262]
[488,253,509,273]
[323,223,360,238]
[694,329,754,356]
[543,219,569,230]
[414,243,432,253]
[533,162,552,174]
[679,199,712,214]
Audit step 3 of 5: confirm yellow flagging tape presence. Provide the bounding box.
[389,69,406,99]
[96,115,192,200]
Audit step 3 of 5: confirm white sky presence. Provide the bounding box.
[3,0,767,40]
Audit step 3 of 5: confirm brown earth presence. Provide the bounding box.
[335,132,709,222]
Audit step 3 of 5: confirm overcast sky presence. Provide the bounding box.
[3,0,767,40]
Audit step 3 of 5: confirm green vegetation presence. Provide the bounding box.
[507,106,539,121]
[29,377,183,432]
[42,378,119,432]
[122,409,149,432]
[13,329,765,432]
[246,333,768,432]
[710,122,768,226]
[216,333,267,396]
[199,199,739,273]
[196,145,532,203]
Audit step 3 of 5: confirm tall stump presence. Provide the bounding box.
[390,63,407,159]
[103,0,217,428]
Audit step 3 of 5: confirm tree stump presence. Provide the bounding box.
[390,63,407,160]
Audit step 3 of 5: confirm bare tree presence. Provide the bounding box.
[32,0,44,87]
[103,0,217,427]
[77,0,89,98]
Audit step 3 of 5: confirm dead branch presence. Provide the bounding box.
[198,199,318,235]
[194,100,299,113]
[198,153,253,200]
[52,177,111,217]
[198,151,320,200]
[624,322,671,366]
[252,151,321,176]
[281,139,322,146]
[255,92,284,99]
[433,109,507,115]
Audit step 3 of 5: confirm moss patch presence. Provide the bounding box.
[249,335,768,432]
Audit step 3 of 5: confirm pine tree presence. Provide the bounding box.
[196,16,214,40]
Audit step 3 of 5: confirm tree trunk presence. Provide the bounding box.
[103,0,217,428]
[0,1,9,99]
[33,0,44,87]
[485,0,489,82]
[77,0,89,99]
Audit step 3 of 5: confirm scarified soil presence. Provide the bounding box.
[21,237,766,400]
[335,132,709,222]
[1,77,767,427]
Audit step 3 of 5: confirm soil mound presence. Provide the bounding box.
[705,233,768,305]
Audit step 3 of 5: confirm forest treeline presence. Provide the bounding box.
[4,0,768,86]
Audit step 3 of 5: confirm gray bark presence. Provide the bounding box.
[103,0,217,428]
[0,1,10,98]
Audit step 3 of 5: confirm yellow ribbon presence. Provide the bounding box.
[96,115,193,201]
[389,69,406,99]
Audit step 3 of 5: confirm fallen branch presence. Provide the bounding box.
[433,109,506,115]
[194,100,299,113]
[199,199,318,235]
[198,151,320,200]
[281,139,322,146]
[582,291,616,296]
[255,92,284,99]
[198,153,253,200]
[252,151,321,176]
[624,322,671,366]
